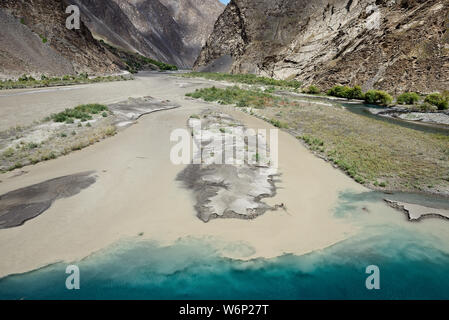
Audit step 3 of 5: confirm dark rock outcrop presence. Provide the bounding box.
[195,0,449,94]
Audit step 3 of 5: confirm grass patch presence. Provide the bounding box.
[186,86,280,109]
[269,119,289,129]
[304,85,321,95]
[180,72,302,89]
[0,74,130,90]
[1,105,118,172]
[50,104,108,123]
[2,148,15,158]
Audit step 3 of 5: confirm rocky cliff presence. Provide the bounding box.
[0,0,124,79]
[71,0,225,68]
[195,0,449,94]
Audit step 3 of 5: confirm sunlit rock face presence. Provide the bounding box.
[195,0,449,94]
[70,0,225,68]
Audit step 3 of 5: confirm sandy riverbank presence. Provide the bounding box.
[0,74,367,278]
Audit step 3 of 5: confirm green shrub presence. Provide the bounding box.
[18,74,31,82]
[364,90,393,106]
[327,86,345,98]
[348,86,365,100]
[51,104,108,123]
[327,85,364,100]
[1,74,127,90]
[424,93,449,110]
[397,92,420,105]
[306,85,320,95]
[301,135,324,147]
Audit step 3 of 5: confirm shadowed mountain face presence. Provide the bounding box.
[0,0,224,78]
[0,0,124,79]
[195,0,449,94]
[71,0,225,68]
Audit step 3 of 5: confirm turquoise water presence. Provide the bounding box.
[1,191,449,300]
[341,102,449,136]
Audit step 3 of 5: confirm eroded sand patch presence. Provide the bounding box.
[0,171,96,229]
[177,111,280,222]
[385,199,449,221]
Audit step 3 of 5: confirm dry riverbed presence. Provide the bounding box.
[0,73,367,277]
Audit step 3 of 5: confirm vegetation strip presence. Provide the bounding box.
[186,86,449,196]
[180,72,302,89]
[181,72,449,110]
[0,74,131,90]
[0,103,116,173]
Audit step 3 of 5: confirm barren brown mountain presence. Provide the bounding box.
[0,0,124,79]
[195,0,449,94]
[70,0,225,68]
[0,0,224,78]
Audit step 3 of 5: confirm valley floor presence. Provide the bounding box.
[0,72,447,281]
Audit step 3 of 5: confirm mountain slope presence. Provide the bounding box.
[195,0,449,94]
[0,0,124,79]
[160,0,226,66]
[71,0,225,68]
